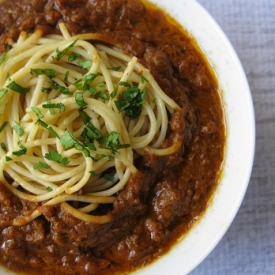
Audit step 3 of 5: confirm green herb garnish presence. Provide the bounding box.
[110,81,131,99]
[0,88,8,99]
[48,79,73,95]
[68,52,80,62]
[31,68,57,78]
[64,71,70,83]
[12,121,24,137]
[54,39,78,61]
[109,66,121,71]
[78,108,90,124]
[0,45,11,65]
[115,87,146,119]
[60,131,78,149]
[31,107,44,119]
[7,81,30,95]
[98,154,115,161]
[33,161,50,170]
[78,109,103,141]
[5,156,12,162]
[45,151,70,165]
[41,87,52,94]
[1,142,7,152]
[74,74,97,91]
[0,121,8,133]
[104,131,130,154]
[42,102,65,113]
[87,123,103,140]
[77,60,92,69]
[75,92,87,108]
[140,74,149,84]
[98,82,106,88]
[36,119,60,138]
[118,81,131,87]
[60,131,91,157]
[12,141,27,156]
[94,91,109,100]
[103,173,115,183]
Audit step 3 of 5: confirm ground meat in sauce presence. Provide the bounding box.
[0,0,225,275]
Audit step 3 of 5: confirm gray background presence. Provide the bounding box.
[191,0,275,274]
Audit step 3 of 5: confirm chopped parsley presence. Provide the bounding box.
[12,121,24,137]
[0,121,8,133]
[60,131,78,149]
[110,87,118,99]
[98,154,115,161]
[88,86,109,100]
[74,74,97,91]
[48,79,73,95]
[140,74,149,84]
[42,102,65,113]
[46,186,53,192]
[7,81,30,95]
[36,119,60,138]
[78,108,90,124]
[5,156,12,162]
[64,71,70,84]
[88,86,96,95]
[0,88,8,99]
[31,107,44,119]
[110,81,131,99]
[41,87,52,94]
[45,151,70,165]
[109,66,121,71]
[94,91,109,100]
[82,121,103,141]
[104,132,130,154]
[1,142,7,152]
[45,100,55,115]
[77,60,92,69]
[118,81,131,88]
[60,131,91,157]
[33,161,50,170]
[78,109,103,141]
[103,173,115,183]
[75,92,87,108]
[68,52,80,62]
[54,39,78,61]
[0,45,11,66]
[12,141,27,156]
[31,68,57,78]
[115,86,146,119]
[89,170,97,176]
[98,82,106,88]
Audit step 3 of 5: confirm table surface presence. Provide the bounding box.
[190,1,275,274]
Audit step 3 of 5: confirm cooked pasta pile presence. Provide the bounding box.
[0,23,180,225]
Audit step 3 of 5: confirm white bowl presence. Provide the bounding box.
[0,0,255,275]
[132,1,255,275]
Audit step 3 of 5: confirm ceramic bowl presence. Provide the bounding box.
[0,0,255,275]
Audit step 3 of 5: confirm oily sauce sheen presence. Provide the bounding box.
[0,0,225,275]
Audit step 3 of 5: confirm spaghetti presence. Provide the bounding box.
[0,23,180,226]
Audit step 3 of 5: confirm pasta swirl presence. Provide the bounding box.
[0,23,180,225]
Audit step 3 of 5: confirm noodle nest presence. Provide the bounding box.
[0,23,180,225]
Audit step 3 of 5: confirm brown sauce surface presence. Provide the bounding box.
[0,0,225,274]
